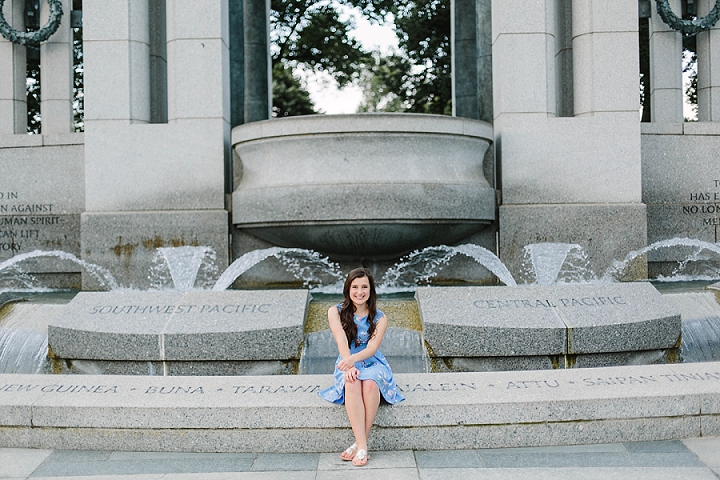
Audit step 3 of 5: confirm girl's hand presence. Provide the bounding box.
[344,367,359,383]
[337,356,355,371]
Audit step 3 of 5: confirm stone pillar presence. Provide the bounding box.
[648,0,683,122]
[82,0,229,289]
[697,0,720,121]
[492,0,556,119]
[555,0,573,117]
[83,0,150,124]
[495,0,647,281]
[572,0,639,117]
[39,0,74,133]
[477,0,492,123]
[166,0,229,124]
[0,0,26,134]
[243,0,270,122]
[229,0,244,128]
[149,0,168,123]
[453,0,478,119]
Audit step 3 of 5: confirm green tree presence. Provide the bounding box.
[271,0,374,115]
[271,0,452,116]
[356,51,408,112]
[272,62,316,117]
[392,0,451,114]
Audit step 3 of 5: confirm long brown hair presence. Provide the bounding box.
[340,268,378,347]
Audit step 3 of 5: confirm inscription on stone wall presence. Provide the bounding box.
[682,179,720,227]
[473,296,626,309]
[0,190,74,255]
[1,370,718,398]
[88,304,272,315]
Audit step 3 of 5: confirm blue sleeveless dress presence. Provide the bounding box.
[319,307,405,405]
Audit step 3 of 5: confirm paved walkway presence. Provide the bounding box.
[1,437,719,479]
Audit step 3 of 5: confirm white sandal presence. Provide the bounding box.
[340,443,357,461]
[352,449,368,467]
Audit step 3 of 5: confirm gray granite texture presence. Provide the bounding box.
[0,361,719,452]
[48,290,309,362]
[79,210,229,290]
[499,203,648,282]
[417,283,680,358]
[642,127,720,257]
[232,114,495,259]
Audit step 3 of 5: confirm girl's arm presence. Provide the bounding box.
[337,314,388,370]
[328,306,352,361]
[328,306,361,383]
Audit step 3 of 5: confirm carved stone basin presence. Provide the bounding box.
[231,113,495,259]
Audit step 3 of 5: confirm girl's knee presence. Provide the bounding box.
[345,380,362,395]
[362,380,379,394]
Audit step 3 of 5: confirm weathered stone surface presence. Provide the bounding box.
[417,283,680,357]
[417,285,566,357]
[0,362,718,452]
[80,210,229,290]
[48,290,310,361]
[232,114,495,258]
[499,203,649,282]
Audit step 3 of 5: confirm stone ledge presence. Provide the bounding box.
[0,362,718,452]
[48,290,310,361]
[417,283,680,357]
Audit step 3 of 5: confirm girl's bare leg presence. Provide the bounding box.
[344,379,367,451]
[362,380,381,439]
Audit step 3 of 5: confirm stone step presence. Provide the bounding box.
[1,361,719,453]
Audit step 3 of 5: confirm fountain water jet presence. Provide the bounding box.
[0,250,119,291]
[606,238,720,283]
[149,246,218,291]
[212,247,345,291]
[519,243,595,285]
[380,244,517,291]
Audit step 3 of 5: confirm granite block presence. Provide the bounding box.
[435,356,556,372]
[417,283,679,358]
[1,362,719,452]
[0,374,54,426]
[417,286,567,357]
[80,210,229,290]
[48,292,183,360]
[499,203,648,282]
[48,290,309,361]
[701,415,720,436]
[162,290,308,360]
[557,283,681,353]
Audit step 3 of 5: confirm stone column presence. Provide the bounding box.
[82,0,230,288]
[243,0,270,122]
[149,0,168,123]
[572,0,639,117]
[0,0,27,134]
[83,0,150,124]
[697,0,720,121]
[477,0,492,123]
[495,0,646,281]
[555,0,573,117]
[648,0,683,122]
[229,0,244,128]
[453,0,478,119]
[39,0,74,133]
[492,0,556,119]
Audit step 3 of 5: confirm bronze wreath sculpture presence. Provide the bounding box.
[656,0,720,36]
[0,0,63,46]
